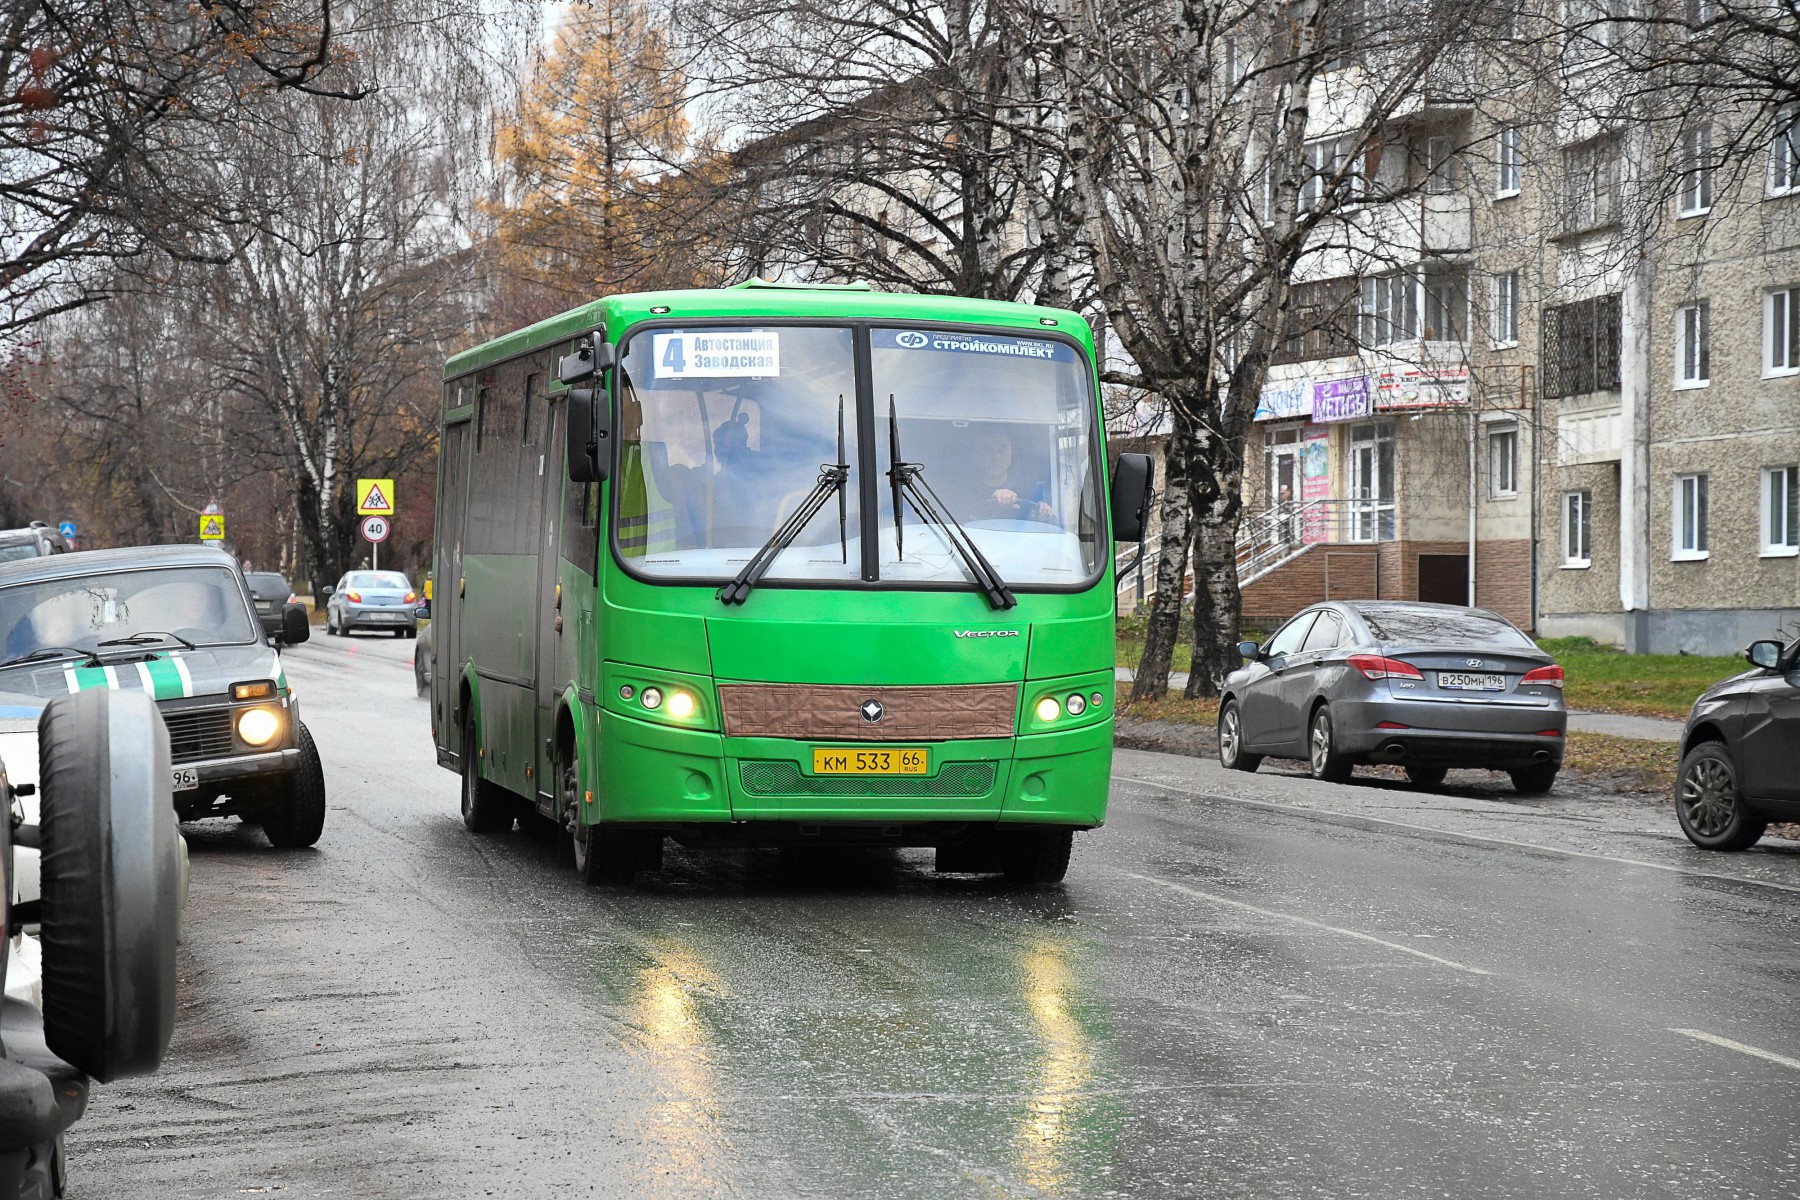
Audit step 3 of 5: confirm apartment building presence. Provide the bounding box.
[1237,35,1799,653]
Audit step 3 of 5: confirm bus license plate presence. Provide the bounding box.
[172,767,199,791]
[812,747,928,776]
[1438,672,1505,691]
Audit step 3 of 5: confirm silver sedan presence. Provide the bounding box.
[1218,601,1567,793]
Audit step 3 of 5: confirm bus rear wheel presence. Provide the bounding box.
[1000,828,1073,887]
[460,711,513,833]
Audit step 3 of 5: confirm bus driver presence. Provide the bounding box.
[953,430,1057,525]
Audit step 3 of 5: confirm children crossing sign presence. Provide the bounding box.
[199,500,225,543]
[356,478,395,515]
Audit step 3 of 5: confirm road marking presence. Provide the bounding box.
[1114,773,1800,897]
[1669,1028,1800,1071]
[1123,871,1491,976]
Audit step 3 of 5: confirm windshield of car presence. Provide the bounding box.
[615,325,861,583]
[246,573,291,598]
[345,572,410,590]
[0,565,258,664]
[872,329,1101,588]
[0,542,41,563]
[1357,605,1535,648]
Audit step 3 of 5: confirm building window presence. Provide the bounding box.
[1562,491,1591,565]
[1561,137,1621,234]
[1673,473,1710,559]
[1678,128,1714,216]
[1301,136,1361,212]
[1541,293,1623,398]
[1361,273,1418,347]
[1675,301,1710,387]
[1772,107,1799,196]
[1421,264,1467,341]
[1563,0,1616,68]
[1768,286,1800,375]
[1496,126,1521,197]
[1274,278,1359,365]
[1425,135,1458,195]
[1488,426,1519,497]
[1492,270,1520,346]
[1764,466,1800,556]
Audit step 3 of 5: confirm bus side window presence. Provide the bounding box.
[523,373,538,444]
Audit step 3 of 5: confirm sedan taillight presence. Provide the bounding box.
[404,591,418,604]
[345,590,363,603]
[1347,654,1424,681]
[1520,664,1565,689]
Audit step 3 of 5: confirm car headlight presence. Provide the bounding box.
[237,708,282,746]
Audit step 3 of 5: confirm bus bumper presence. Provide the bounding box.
[593,709,1112,829]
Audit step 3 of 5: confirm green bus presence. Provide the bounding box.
[428,281,1152,884]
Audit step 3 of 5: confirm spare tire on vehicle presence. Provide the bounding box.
[35,687,182,1083]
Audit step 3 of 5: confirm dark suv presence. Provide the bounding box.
[0,545,327,847]
[1675,635,1800,850]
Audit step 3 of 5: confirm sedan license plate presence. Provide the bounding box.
[172,767,199,792]
[1438,672,1506,691]
[812,747,928,776]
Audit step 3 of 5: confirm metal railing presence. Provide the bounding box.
[1116,496,1396,610]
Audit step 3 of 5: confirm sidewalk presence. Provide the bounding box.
[1113,667,1686,742]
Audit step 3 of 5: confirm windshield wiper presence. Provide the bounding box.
[97,631,197,651]
[0,646,97,670]
[718,398,851,606]
[885,396,1017,611]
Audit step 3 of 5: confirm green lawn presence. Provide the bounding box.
[1537,637,1741,720]
[1114,625,1743,720]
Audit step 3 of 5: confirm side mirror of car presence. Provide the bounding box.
[1746,640,1785,670]
[1110,453,1155,542]
[280,604,311,646]
[1237,640,1262,663]
[321,585,334,597]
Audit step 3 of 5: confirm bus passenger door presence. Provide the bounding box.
[435,418,472,754]
[532,396,566,813]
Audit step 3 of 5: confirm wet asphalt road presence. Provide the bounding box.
[67,633,1800,1198]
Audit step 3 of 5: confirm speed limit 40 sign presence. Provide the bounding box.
[361,515,391,543]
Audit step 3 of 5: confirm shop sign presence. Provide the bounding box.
[1255,379,1308,421]
[1375,363,1471,409]
[1311,375,1372,423]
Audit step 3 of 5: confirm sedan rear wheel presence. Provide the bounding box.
[1307,706,1353,783]
[1217,700,1262,773]
[1675,742,1766,851]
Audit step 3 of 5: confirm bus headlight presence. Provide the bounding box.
[665,690,696,719]
[640,687,663,710]
[237,707,282,746]
[1035,697,1062,723]
[1066,693,1087,716]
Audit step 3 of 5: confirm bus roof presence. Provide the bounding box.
[443,281,1091,380]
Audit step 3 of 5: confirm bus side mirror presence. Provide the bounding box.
[558,336,615,385]
[1110,453,1154,542]
[567,386,611,484]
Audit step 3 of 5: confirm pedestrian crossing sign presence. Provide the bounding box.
[199,513,225,541]
[357,478,395,515]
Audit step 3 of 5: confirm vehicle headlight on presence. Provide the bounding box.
[1035,696,1062,723]
[665,690,696,719]
[237,707,282,746]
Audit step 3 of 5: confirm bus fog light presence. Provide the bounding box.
[1066,694,1086,716]
[666,690,696,719]
[619,685,634,700]
[237,708,281,746]
[1091,692,1105,706]
[1035,697,1061,723]
[641,687,663,710]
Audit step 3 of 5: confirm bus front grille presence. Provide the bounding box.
[739,761,998,798]
[164,708,237,763]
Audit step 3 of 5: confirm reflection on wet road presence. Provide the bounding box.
[68,633,1800,1198]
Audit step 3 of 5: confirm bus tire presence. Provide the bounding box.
[460,710,513,833]
[262,723,327,849]
[1000,828,1073,887]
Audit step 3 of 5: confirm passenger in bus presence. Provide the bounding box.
[951,430,1057,525]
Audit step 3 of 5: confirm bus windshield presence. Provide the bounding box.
[613,323,1101,589]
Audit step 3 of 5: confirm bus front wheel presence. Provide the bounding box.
[1000,828,1073,887]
